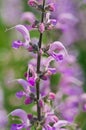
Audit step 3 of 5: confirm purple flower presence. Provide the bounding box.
[26,64,37,86]
[39,56,57,80]
[10,109,30,130]
[14,79,35,104]
[12,25,31,49]
[48,41,68,61]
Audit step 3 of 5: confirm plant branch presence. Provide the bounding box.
[36,0,46,121]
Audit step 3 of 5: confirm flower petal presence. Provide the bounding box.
[48,68,56,74]
[16,91,25,98]
[44,56,54,70]
[53,120,69,129]
[10,109,27,123]
[12,40,23,49]
[16,79,30,92]
[28,77,35,86]
[11,124,23,130]
[26,64,37,86]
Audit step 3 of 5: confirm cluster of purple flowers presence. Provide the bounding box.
[6,0,86,130]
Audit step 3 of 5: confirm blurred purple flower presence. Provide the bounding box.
[0,0,23,26]
[47,0,79,45]
[0,88,8,129]
[21,12,36,24]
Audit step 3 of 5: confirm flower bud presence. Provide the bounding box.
[38,23,45,33]
[48,92,56,100]
[38,99,44,107]
[28,77,35,86]
[27,114,33,120]
[28,0,38,7]
[28,46,34,52]
[25,97,33,105]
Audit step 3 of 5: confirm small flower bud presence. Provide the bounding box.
[48,92,56,100]
[38,99,44,107]
[38,23,45,33]
[52,115,58,122]
[39,49,43,55]
[28,46,34,52]
[45,70,52,76]
[28,0,38,7]
[28,77,35,86]
[27,114,33,120]
[25,97,33,105]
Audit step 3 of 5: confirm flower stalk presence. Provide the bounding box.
[36,0,45,121]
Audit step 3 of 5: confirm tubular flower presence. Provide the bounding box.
[14,79,35,105]
[12,24,31,49]
[10,109,30,130]
[48,41,68,61]
[26,64,37,86]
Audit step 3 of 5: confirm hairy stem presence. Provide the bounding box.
[36,0,45,121]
